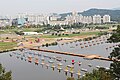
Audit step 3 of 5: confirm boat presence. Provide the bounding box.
[88,64,92,67]
[35,57,39,65]
[89,44,92,46]
[67,65,74,68]
[81,68,87,72]
[46,64,49,67]
[88,42,91,43]
[76,72,81,76]
[63,59,67,62]
[57,67,62,70]
[57,62,63,66]
[109,46,112,48]
[96,66,100,68]
[35,61,39,65]
[64,66,69,72]
[56,57,62,61]
[48,60,54,63]
[97,43,100,44]
[28,55,32,62]
[51,64,56,68]
[80,43,82,45]
[81,46,84,48]
[9,54,12,57]
[41,62,45,65]
[64,69,69,72]
[69,67,74,73]
[41,57,45,61]
[106,48,108,50]
[76,70,81,76]
[85,45,88,47]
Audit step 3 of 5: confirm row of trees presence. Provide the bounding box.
[108,25,120,80]
[0,23,91,31]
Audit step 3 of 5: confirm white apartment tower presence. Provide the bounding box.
[103,15,110,23]
[27,14,49,25]
[93,15,102,24]
[88,16,93,24]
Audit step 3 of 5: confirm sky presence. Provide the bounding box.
[0,0,120,16]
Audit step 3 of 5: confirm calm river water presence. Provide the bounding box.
[0,35,117,80]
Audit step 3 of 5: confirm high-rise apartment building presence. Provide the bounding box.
[26,14,49,25]
[103,15,111,23]
[93,15,102,24]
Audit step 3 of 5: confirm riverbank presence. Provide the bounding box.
[0,42,17,52]
[0,30,105,51]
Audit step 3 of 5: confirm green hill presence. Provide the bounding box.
[60,8,120,22]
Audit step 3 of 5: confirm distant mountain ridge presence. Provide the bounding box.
[60,8,120,22]
[112,7,120,10]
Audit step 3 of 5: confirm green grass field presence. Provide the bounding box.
[0,42,17,51]
[39,31,101,38]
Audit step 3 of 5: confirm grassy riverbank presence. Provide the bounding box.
[0,42,17,51]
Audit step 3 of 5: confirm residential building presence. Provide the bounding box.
[49,21,68,26]
[103,15,111,23]
[27,14,49,25]
[93,15,102,24]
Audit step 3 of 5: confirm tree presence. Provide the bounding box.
[78,68,112,80]
[108,25,120,43]
[108,25,120,80]
[0,64,12,80]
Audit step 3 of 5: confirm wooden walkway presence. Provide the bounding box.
[28,48,115,62]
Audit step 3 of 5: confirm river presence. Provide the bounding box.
[0,35,117,80]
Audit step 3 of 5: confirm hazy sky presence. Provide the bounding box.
[0,0,120,15]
